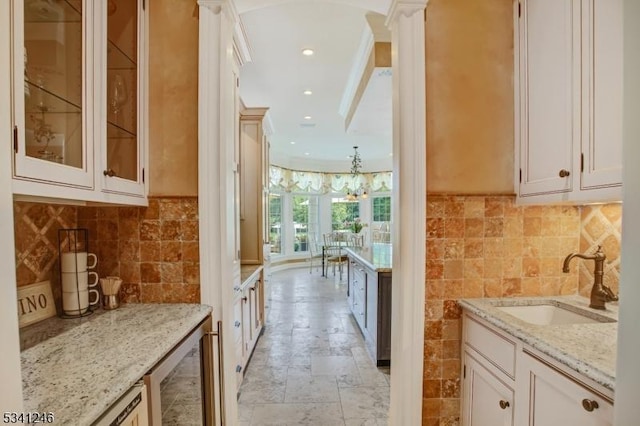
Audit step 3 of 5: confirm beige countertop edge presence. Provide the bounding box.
[458,295,617,393]
[344,246,392,273]
[20,303,212,426]
[240,264,263,287]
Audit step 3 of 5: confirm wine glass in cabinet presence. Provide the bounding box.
[13,0,94,189]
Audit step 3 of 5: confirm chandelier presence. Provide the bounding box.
[345,146,368,201]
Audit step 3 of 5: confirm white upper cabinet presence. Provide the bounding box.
[13,0,95,189]
[99,0,147,198]
[580,0,623,190]
[517,0,578,197]
[11,0,147,205]
[516,0,622,203]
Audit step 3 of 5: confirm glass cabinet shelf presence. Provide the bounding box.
[25,81,81,114]
[107,121,136,139]
[108,40,136,70]
[24,0,81,23]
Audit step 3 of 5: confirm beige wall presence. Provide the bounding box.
[426,0,514,194]
[148,0,199,196]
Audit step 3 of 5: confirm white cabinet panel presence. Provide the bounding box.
[518,0,578,197]
[520,352,613,426]
[581,0,623,190]
[462,352,514,426]
[515,0,623,203]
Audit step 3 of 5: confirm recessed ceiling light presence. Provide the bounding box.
[304,116,312,120]
[304,152,310,156]
[303,90,313,95]
[302,48,314,56]
[290,141,296,145]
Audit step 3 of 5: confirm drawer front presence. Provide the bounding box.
[464,314,516,378]
[233,299,243,344]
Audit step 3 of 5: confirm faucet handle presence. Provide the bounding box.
[601,284,619,302]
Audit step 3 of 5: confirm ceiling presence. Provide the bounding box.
[237,0,393,173]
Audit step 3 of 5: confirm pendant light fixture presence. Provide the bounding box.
[346,146,368,201]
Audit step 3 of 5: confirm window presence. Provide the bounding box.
[269,194,282,254]
[372,196,391,222]
[292,195,318,252]
[331,197,360,231]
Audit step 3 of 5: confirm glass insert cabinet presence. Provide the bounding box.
[12,0,147,203]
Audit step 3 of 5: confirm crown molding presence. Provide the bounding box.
[338,24,375,118]
[385,0,428,27]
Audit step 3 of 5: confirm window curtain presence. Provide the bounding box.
[269,165,392,194]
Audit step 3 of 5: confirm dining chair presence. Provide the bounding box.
[323,232,348,279]
[307,234,322,274]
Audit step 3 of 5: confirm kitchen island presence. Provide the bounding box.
[344,244,392,366]
[20,303,212,425]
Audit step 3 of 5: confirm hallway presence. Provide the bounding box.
[237,268,390,425]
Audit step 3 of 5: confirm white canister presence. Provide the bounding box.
[62,289,100,315]
[61,271,99,292]
[61,252,97,273]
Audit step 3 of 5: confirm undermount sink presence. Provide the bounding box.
[496,303,616,326]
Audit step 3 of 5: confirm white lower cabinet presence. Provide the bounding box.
[462,352,514,426]
[517,351,614,426]
[462,311,613,426]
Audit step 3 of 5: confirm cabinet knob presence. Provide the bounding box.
[582,399,599,412]
[242,296,248,302]
[236,365,242,373]
[103,168,117,177]
[558,169,571,178]
[250,287,256,292]
[499,400,510,410]
[235,321,241,328]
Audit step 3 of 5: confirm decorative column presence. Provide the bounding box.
[386,1,428,425]
[197,1,243,424]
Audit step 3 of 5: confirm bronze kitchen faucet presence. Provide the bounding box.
[563,246,619,310]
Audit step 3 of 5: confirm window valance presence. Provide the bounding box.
[269,166,392,194]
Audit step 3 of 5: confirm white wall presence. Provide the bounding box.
[614,0,640,423]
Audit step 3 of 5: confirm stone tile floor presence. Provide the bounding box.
[238,268,390,425]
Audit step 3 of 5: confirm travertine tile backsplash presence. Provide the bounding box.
[422,195,622,425]
[579,204,622,296]
[77,197,200,303]
[13,197,200,307]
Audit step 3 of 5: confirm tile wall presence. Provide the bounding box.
[13,197,200,309]
[77,197,200,303]
[422,195,623,425]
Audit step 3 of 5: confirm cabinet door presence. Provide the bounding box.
[101,0,146,197]
[462,352,514,426]
[580,0,623,190]
[520,352,613,426]
[517,0,579,197]
[13,0,94,188]
[365,271,377,344]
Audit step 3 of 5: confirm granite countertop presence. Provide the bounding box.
[344,243,392,272]
[20,303,212,425]
[458,295,617,391]
[241,264,263,286]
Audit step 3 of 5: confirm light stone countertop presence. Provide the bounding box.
[344,243,392,272]
[20,303,212,425]
[241,264,263,287]
[458,295,617,391]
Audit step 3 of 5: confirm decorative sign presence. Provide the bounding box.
[17,281,56,328]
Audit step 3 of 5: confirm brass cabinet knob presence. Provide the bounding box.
[582,399,599,412]
[103,168,117,177]
[559,169,571,178]
[499,400,510,410]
